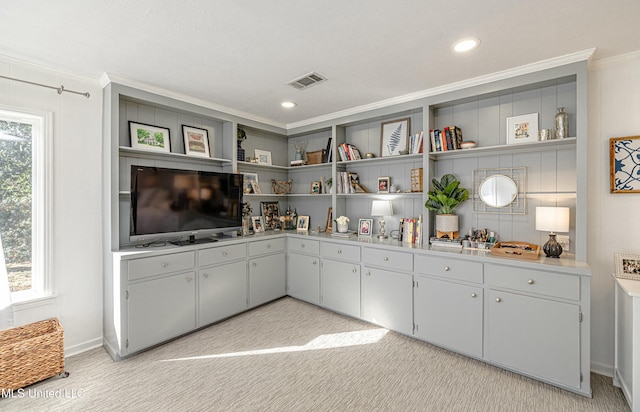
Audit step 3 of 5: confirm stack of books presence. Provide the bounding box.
[429,237,463,249]
[399,216,423,244]
[409,131,424,154]
[331,230,357,238]
[429,126,463,152]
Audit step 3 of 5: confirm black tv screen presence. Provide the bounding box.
[130,166,243,242]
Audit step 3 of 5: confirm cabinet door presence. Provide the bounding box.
[362,267,413,335]
[198,261,247,327]
[488,289,581,389]
[414,276,483,358]
[287,253,320,304]
[321,259,360,318]
[249,253,286,307]
[128,272,196,353]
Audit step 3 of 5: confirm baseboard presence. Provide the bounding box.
[64,337,104,358]
[591,361,613,377]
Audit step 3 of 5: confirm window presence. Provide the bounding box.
[0,107,51,301]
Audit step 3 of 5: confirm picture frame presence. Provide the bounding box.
[378,176,390,193]
[506,113,538,145]
[255,149,272,165]
[325,207,333,232]
[182,125,210,158]
[260,201,280,230]
[380,117,410,157]
[610,136,640,193]
[129,121,171,153]
[297,215,310,231]
[358,218,373,237]
[243,173,259,194]
[251,216,265,233]
[615,253,640,280]
[310,181,321,194]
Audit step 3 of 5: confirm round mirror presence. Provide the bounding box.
[479,175,517,207]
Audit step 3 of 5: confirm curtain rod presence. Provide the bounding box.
[0,74,90,98]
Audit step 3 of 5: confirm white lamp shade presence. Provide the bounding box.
[371,200,393,217]
[535,207,570,233]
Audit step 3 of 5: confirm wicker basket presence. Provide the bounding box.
[306,149,325,165]
[0,318,65,391]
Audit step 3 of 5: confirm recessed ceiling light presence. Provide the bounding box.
[453,38,480,53]
[281,101,297,108]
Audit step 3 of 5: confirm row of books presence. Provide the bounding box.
[408,132,424,154]
[335,172,369,194]
[337,143,362,161]
[430,126,463,152]
[399,216,423,244]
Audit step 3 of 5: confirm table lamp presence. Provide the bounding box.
[535,207,569,258]
[371,200,393,239]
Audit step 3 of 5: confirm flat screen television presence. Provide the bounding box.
[130,166,243,244]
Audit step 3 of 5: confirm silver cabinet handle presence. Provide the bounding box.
[338,249,342,254]
[444,266,450,271]
[223,251,228,257]
[495,297,502,303]
[313,260,317,265]
[162,262,169,268]
[252,262,257,267]
[528,279,534,285]
[383,257,389,261]
[186,277,193,283]
[203,273,209,279]
[471,293,477,298]
[301,243,305,248]
[267,244,271,249]
[366,272,371,276]
[352,268,357,273]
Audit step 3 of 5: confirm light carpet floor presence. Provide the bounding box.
[0,297,630,411]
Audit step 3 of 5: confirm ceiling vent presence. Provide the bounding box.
[287,72,327,90]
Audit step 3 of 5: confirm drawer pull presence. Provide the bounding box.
[267,244,271,249]
[495,297,502,303]
[162,262,169,268]
[383,257,389,261]
[338,249,342,254]
[366,272,371,276]
[444,266,450,271]
[186,276,193,283]
[252,262,257,267]
[527,279,534,285]
[301,243,305,248]
[223,251,228,257]
[203,273,209,279]
[471,293,477,298]
[352,268,357,273]
[313,260,317,265]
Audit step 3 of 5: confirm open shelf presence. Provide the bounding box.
[428,138,577,160]
[119,146,232,166]
[337,153,423,166]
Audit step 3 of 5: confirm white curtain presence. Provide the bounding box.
[0,233,14,330]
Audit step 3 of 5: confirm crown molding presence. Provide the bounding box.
[287,48,596,130]
[589,49,640,71]
[0,53,99,85]
[100,73,286,130]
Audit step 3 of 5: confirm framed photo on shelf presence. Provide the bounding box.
[181,125,210,158]
[378,176,390,193]
[251,216,265,233]
[297,215,310,231]
[255,149,272,165]
[615,253,640,280]
[380,117,410,157]
[260,201,280,230]
[358,218,373,237]
[610,136,640,193]
[243,173,259,194]
[129,121,171,153]
[506,113,538,145]
[310,181,321,194]
[325,207,333,232]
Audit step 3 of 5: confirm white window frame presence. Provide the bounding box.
[0,106,53,302]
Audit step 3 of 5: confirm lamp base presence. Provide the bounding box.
[377,218,387,239]
[543,233,563,258]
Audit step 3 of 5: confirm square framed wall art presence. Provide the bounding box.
[610,136,640,193]
[129,121,171,153]
[182,125,211,158]
[506,114,538,145]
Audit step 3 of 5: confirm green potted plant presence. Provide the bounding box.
[425,173,469,238]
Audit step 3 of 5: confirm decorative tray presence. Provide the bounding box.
[490,241,540,260]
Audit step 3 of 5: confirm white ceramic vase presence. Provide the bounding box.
[435,214,459,233]
[337,223,348,233]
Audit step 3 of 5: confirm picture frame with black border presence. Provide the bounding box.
[251,216,265,233]
[358,218,373,237]
[378,176,390,193]
[182,125,210,158]
[129,121,171,153]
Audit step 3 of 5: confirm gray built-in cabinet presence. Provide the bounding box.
[102,58,591,396]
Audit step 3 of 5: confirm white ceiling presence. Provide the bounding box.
[1,0,639,128]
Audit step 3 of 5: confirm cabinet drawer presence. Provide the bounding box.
[415,254,483,284]
[128,251,195,281]
[198,243,246,267]
[249,238,285,256]
[486,263,580,301]
[288,238,320,255]
[363,248,412,272]
[321,242,360,262]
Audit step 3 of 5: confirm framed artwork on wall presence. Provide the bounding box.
[182,125,210,158]
[129,121,171,153]
[610,136,640,193]
[506,114,538,145]
[380,118,410,157]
